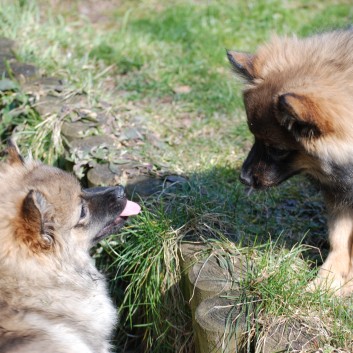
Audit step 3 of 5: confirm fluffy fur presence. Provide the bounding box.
[0,142,134,352]
[228,29,353,295]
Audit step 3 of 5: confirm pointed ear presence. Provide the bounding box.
[226,50,255,81]
[276,93,329,140]
[1,138,24,165]
[19,190,54,251]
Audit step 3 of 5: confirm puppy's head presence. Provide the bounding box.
[0,141,140,261]
[227,32,353,189]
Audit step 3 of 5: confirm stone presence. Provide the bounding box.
[87,163,118,187]
[165,175,188,184]
[125,174,164,199]
[9,62,38,79]
[0,78,17,91]
[61,121,98,142]
[29,77,65,93]
[69,135,115,153]
[119,127,144,141]
[33,96,63,116]
[64,94,91,108]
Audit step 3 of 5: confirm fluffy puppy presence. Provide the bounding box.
[0,141,140,353]
[227,29,353,295]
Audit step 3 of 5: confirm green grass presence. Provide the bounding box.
[218,240,353,351]
[0,85,63,163]
[0,0,353,351]
[97,204,191,352]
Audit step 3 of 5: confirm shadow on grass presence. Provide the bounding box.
[127,164,328,263]
[100,164,329,352]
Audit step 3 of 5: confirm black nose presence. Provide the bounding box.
[112,185,125,199]
[239,170,253,186]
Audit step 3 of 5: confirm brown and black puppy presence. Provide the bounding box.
[227,29,353,295]
[0,140,140,353]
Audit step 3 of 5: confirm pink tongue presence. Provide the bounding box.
[120,200,141,217]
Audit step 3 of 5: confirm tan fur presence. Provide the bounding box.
[0,150,117,352]
[228,29,353,295]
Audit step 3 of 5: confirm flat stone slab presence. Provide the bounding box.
[61,121,99,141]
[69,135,116,152]
[87,163,118,187]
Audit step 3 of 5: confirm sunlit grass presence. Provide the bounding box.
[0,0,353,351]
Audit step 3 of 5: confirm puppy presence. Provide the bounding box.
[227,29,353,295]
[0,140,140,353]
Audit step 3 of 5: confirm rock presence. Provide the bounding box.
[95,112,112,125]
[64,94,92,109]
[61,121,98,141]
[0,78,17,91]
[0,38,37,80]
[87,163,118,187]
[25,77,66,93]
[125,174,164,198]
[8,61,38,79]
[69,135,115,153]
[165,175,188,184]
[119,127,144,141]
[33,96,63,116]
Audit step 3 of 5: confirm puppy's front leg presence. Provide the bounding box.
[310,209,353,295]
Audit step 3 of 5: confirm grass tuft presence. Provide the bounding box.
[213,240,353,351]
[97,203,193,352]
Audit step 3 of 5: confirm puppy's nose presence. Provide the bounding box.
[239,170,253,186]
[113,185,126,199]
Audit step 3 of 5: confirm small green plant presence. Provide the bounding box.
[213,239,353,351]
[0,84,63,164]
[97,204,193,353]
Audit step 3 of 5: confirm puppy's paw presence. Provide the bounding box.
[306,275,343,296]
[307,270,353,296]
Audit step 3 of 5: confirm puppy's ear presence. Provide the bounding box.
[226,50,255,81]
[19,190,54,251]
[1,139,25,165]
[277,93,331,140]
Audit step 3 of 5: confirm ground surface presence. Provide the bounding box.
[0,1,353,352]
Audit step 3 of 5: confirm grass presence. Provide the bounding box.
[0,86,63,163]
[0,0,353,352]
[97,204,191,352]
[221,240,353,352]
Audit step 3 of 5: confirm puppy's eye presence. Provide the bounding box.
[80,205,87,219]
[266,146,291,160]
[77,203,88,225]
